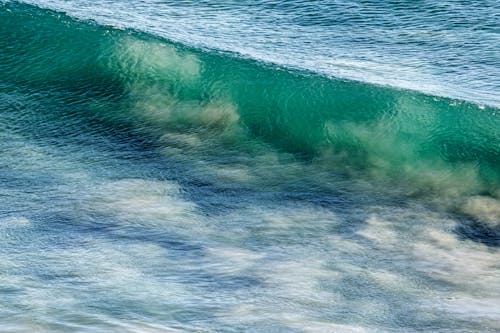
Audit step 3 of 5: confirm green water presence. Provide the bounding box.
[0,2,499,332]
[2,2,499,198]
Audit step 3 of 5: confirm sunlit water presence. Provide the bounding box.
[0,1,499,332]
[15,0,500,107]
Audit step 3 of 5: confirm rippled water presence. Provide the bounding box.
[1,1,499,332]
[17,0,500,106]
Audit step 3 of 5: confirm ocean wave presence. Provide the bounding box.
[1,1,499,215]
[9,0,500,107]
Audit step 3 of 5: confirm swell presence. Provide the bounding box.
[1,2,499,204]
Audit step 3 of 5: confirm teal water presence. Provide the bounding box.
[1,1,499,332]
[15,0,500,107]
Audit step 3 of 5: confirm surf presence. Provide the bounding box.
[2,2,498,200]
[1,2,500,332]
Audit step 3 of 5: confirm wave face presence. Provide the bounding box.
[2,1,498,199]
[13,0,500,107]
[1,2,499,333]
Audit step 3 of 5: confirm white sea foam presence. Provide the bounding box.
[413,229,500,289]
[115,37,201,84]
[461,196,500,227]
[0,216,31,227]
[282,316,368,333]
[91,179,197,227]
[206,246,263,273]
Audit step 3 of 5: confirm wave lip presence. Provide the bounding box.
[13,0,500,107]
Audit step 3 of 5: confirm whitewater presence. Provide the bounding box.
[0,1,499,332]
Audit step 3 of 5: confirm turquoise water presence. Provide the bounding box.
[1,1,499,332]
[15,0,500,107]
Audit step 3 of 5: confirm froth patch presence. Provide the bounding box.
[114,37,201,84]
[110,322,187,333]
[461,196,500,227]
[225,306,367,333]
[356,215,397,246]
[261,258,340,307]
[440,296,500,319]
[131,86,242,134]
[282,315,367,333]
[413,229,500,290]
[160,132,202,149]
[0,216,31,227]
[206,247,263,273]
[323,112,486,199]
[112,36,244,134]
[367,269,415,292]
[92,179,196,225]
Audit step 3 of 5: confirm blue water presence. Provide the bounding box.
[0,1,499,332]
[18,0,500,107]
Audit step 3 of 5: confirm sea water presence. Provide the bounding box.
[0,1,499,332]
